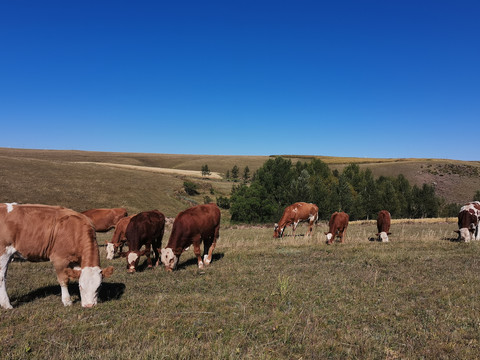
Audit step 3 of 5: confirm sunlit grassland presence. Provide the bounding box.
[2,220,480,359]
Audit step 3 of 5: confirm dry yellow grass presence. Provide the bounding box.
[351,217,457,226]
[75,161,223,179]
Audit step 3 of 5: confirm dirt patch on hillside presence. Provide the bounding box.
[75,162,223,179]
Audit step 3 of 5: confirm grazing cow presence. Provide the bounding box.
[455,201,480,242]
[273,202,319,238]
[0,203,113,309]
[122,210,165,273]
[161,203,220,271]
[106,215,133,260]
[81,207,128,232]
[376,210,391,242]
[325,212,349,244]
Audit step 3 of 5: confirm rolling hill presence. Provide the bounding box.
[1,147,479,218]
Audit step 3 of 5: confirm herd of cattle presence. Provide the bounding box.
[0,200,479,310]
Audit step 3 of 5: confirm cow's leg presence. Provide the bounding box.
[0,247,16,309]
[306,220,314,237]
[340,228,346,243]
[144,243,153,268]
[53,261,73,306]
[203,237,213,265]
[204,225,219,265]
[292,221,299,237]
[153,239,161,267]
[192,235,204,269]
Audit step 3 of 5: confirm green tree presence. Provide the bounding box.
[243,166,250,183]
[231,165,240,182]
[201,164,211,177]
[291,169,311,203]
[411,183,439,218]
[255,157,295,208]
[337,173,354,215]
[360,168,379,219]
[377,176,400,217]
[230,183,277,223]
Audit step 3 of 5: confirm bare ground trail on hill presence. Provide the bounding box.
[75,161,223,179]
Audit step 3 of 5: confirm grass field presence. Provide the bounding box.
[1,148,480,359]
[3,219,480,359]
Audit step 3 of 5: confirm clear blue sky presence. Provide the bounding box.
[1,1,479,160]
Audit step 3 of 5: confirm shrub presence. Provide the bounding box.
[183,181,199,196]
[216,196,230,209]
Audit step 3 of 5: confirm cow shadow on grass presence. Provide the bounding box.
[176,252,225,271]
[443,236,461,242]
[11,282,126,307]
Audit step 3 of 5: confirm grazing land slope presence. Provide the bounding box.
[0,148,479,217]
[2,222,480,359]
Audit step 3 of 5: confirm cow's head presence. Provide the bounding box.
[376,231,391,242]
[455,227,473,242]
[273,223,284,238]
[106,242,116,260]
[65,266,114,307]
[121,251,142,273]
[161,248,178,271]
[325,232,333,244]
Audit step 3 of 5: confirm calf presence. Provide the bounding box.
[325,212,349,244]
[376,210,391,242]
[161,203,220,271]
[81,207,128,232]
[274,202,318,238]
[106,215,133,260]
[122,210,165,272]
[0,203,113,309]
[455,201,480,242]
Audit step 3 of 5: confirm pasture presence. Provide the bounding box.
[2,219,480,359]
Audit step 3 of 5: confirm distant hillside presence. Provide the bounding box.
[0,148,479,216]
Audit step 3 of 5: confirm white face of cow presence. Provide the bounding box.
[78,266,103,308]
[273,223,284,238]
[379,232,389,242]
[326,233,333,242]
[161,248,178,271]
[458,228,472,242]
[106,243,115,260]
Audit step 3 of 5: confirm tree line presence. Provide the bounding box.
[228,157,460,223]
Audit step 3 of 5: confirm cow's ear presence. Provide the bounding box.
[102,266,114,278]
[65,268,81,280]
[375,233,379,236]
[119,251,128,258]
[387,232,392,235]
[454,230,460,234]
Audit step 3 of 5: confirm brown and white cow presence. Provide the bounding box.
[106,215,133,260]
[325,211,349,244]
[161,203,220,271]
[121,210,165,273]
[454,201,480,242]
[0,203,113,309]
[81,207,128,232]
[376,210,391,242]
[274,202,319,238]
